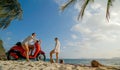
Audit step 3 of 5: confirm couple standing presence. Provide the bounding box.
[22,33,61,62]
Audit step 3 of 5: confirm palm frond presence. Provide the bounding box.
[0,0,22,29]
[78,0,94,20]
[106,0,114,21]
[61,0,76,11]
[91,0,94,2]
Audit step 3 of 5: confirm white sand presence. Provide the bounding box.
[0,60,119,70]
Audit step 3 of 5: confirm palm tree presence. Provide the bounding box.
[0,0,22,60]
[0,0,22,29]
[0,40,7,60]
[61,0,115,21]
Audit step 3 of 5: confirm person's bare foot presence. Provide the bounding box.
[26,59,30,62]
[50,59,54,63]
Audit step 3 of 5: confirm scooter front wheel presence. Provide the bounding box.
[36,53,46,61]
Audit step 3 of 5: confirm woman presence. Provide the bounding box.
[22,33,37,61]
[50,37,60,63]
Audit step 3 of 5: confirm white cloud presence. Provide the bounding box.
[55,0,120,58]
[6,32,12,35]
[54,0,67,6]
[71,34,78,39]
[7,37,11,41]
[69,0,120,58]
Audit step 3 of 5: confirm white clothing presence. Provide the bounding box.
[22,35,36,45]
[54,40,60,53]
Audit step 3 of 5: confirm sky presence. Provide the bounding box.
[0,0,120,59]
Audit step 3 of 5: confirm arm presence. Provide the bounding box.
[54,42,58,51]
[32,36,37,43]
[39,40,42,44]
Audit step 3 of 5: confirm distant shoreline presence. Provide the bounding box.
[45,58,120,66]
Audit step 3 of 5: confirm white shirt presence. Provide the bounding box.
[54,40,60,53]
[22,35,36,45]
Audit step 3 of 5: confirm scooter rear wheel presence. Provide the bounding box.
[7,50,19,60]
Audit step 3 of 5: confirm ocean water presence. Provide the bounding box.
[46,59,120,66]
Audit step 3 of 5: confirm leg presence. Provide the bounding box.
[56,52,59,63]
[50,50,55,63]
[29,45,34,55]
[23,44,29,61]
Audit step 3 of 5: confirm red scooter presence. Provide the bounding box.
[7,40,46,61]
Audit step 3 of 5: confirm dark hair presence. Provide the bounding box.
[36,40,39,43]
[55,37,58,40]
[16,42,22,46]
[32,33,35,35]
[59,59,64,64]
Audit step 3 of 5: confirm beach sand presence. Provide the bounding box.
[0,60,119,70]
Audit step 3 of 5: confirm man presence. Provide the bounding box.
[22,33,37,61]
[50,37,60,63]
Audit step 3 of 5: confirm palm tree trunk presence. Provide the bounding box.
[0,40,7,60]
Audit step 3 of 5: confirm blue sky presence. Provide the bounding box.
[0,0,75,58]
[1,0,120,59]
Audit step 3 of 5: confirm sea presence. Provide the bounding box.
[46,59,120,66]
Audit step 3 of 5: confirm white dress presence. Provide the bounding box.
[54,40,60,53]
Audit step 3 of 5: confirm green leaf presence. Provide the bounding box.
[0,0,23,29]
